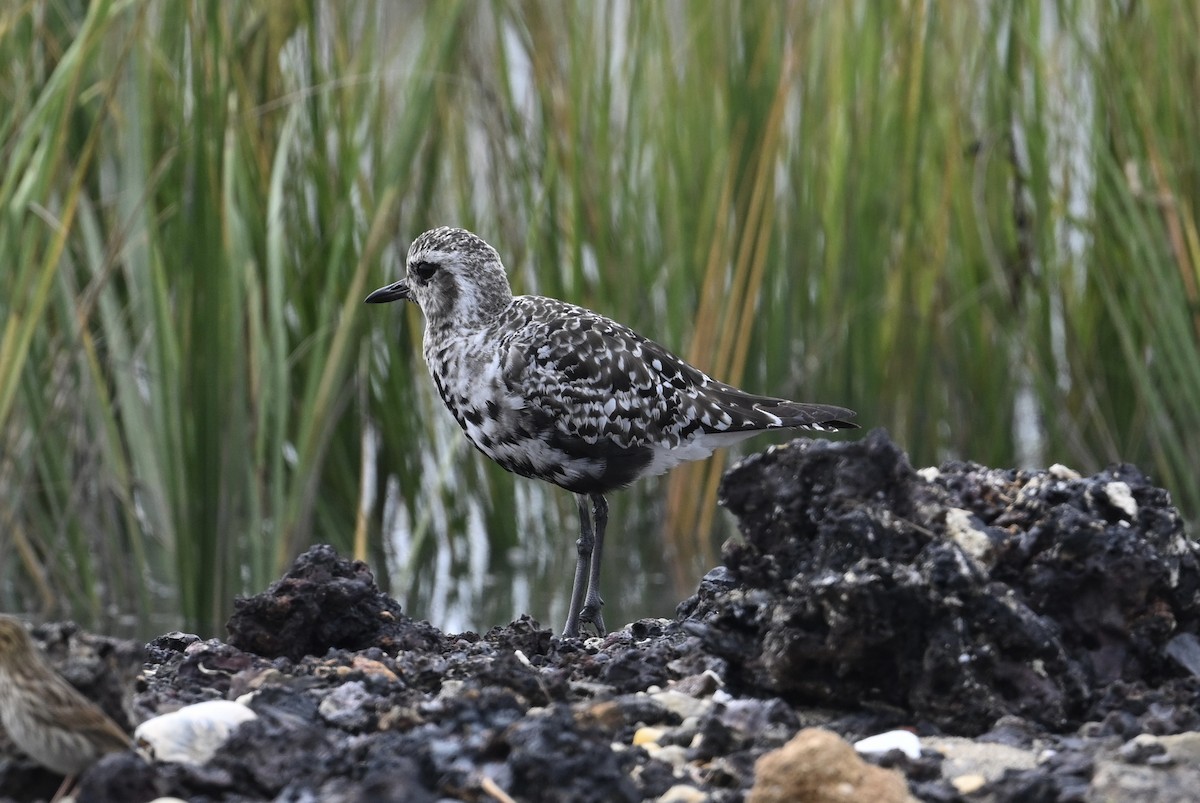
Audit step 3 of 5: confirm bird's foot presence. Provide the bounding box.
[579,597,605,637]
[560,599,606,639]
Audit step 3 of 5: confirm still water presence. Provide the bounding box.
[376,426,710,635]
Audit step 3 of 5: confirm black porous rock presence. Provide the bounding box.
[226,543,441,661]
[500,705,641,803]
[73,752,160,802]
[679,428,1200,735]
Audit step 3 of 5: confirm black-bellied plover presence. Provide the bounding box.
[367,227,857,637]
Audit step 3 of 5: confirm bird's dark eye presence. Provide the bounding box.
[411,261,437,282]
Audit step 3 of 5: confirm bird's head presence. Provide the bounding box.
[0,616,35,660]
[366,227,514,331]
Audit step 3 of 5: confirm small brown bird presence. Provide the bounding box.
[0,616,130,785]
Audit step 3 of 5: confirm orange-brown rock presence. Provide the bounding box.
[748,727,916,803]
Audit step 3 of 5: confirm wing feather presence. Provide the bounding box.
[498,298,856,449]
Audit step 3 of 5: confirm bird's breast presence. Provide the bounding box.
[421,336,615,490]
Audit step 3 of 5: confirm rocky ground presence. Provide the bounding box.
[2,429,1199,802]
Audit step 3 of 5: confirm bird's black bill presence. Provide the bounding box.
[364,279,411,304]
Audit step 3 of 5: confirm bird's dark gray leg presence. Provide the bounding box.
[562,493,595,638]
[578,493,608,636]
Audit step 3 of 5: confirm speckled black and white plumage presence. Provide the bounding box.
[367,226,857,637]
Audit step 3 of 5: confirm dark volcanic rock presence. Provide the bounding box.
[226,543,442,661]
[679,428,1200,735]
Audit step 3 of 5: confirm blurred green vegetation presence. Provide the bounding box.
[1,1,1197,636]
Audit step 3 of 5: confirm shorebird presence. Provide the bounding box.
[367,227,857,637]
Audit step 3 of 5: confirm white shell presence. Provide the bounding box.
[135,700,257,765]
[853,729,922,759]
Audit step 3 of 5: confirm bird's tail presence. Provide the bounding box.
[702,386,859,433]
[767,400,858,431]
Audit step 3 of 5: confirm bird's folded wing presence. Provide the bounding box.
[499,305,849,448]
[499,307,711,445]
